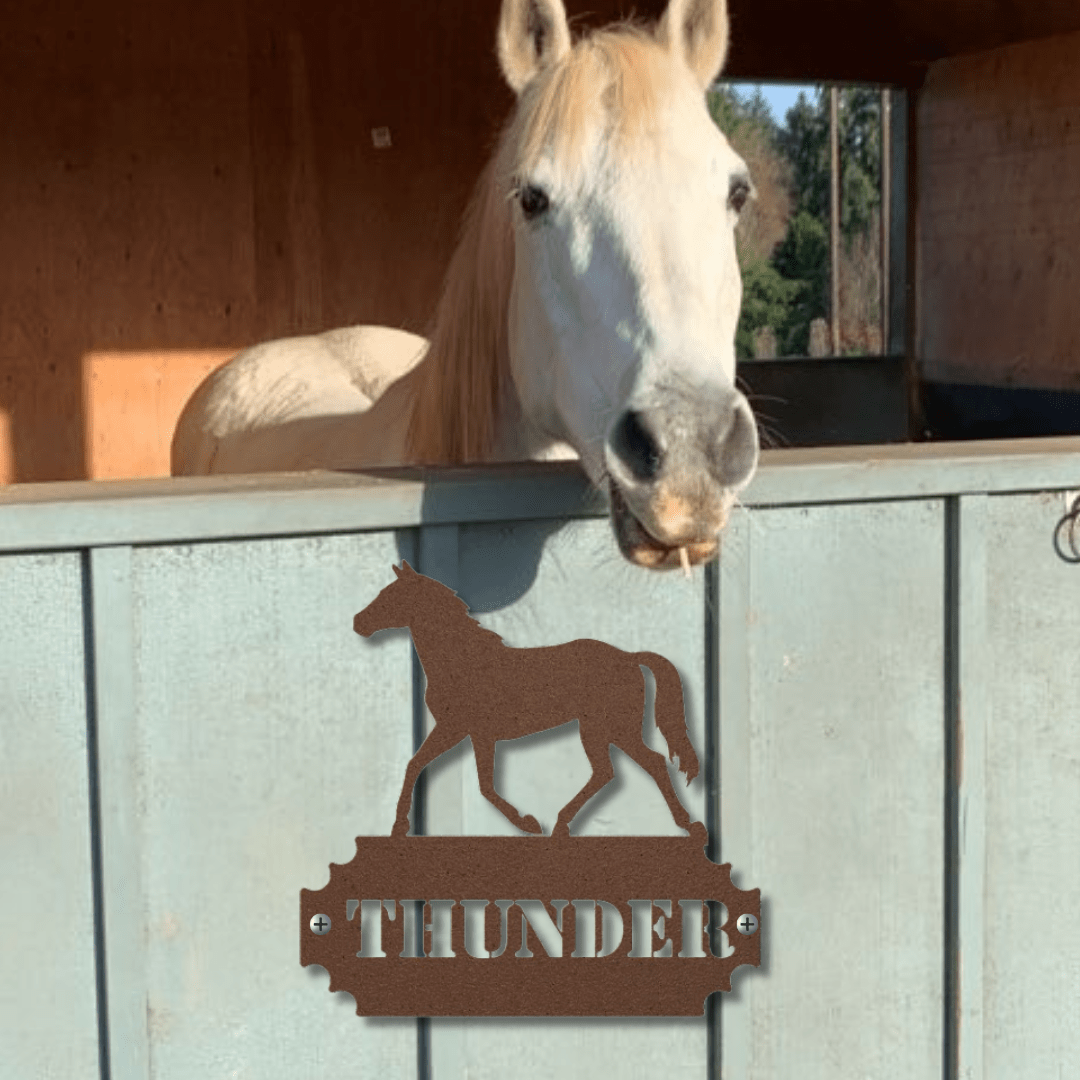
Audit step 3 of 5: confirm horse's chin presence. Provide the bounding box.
[608,482,720,571]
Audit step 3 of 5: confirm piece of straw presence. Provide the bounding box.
[679,545,692,579]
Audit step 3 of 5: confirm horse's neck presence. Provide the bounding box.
[408,616,498,673]
[488,376,579,463]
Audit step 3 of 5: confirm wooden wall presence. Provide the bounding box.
[0,0,519,482]
[917,30,1080,391]
[5,0,1080,484]
[1,0,688,485]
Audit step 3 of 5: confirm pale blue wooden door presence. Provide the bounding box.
[4,443,1080,1078]
[1,553,100,1080]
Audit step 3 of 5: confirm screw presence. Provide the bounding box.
[310,914,331,935]
[736,913,758,936]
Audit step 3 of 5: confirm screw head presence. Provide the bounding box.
[736,913,758,936]
[310,914,331,935]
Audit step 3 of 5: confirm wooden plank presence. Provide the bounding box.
[719,0,1080,84]
[127,530,418,1078]
[720,499,946,1077]
[880,88,891,354]
[428,516,709,1079]
[0,0,508,483]
[3,440,1080,554]
[0,465,604,553]
[887,87,908,360]
[981,492,1080,1076]
[0,0,255,483]
[88,546,150,1080]
[829,86,840,356]
[950,496,989,1080]
[716,510,756,1079]
[918,30,1080,392]
[0,552,100,1078]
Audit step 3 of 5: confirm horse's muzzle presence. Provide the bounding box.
[609,481,724,570]
[604,386,758,569]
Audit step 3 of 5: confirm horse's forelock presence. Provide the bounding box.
[511,27,674,183]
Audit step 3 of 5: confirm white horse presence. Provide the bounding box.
[172,0,758,571]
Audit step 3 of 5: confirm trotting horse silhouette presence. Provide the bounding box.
[354,562,701,838]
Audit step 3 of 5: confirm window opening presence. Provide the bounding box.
[712,82,901,361]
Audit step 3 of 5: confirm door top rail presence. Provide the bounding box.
[2,438,1080,553]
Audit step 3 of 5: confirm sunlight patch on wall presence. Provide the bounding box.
[0,409,12,485]
[82,349,239,481]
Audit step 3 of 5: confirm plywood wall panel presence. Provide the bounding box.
[917,30,1080,390]
[0,0,515,483]
[7,0,1080,483]
[0,0,258,481]
[0,0,681,485]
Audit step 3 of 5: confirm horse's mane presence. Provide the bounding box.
[416,579,505,647]
[405,23,675,464]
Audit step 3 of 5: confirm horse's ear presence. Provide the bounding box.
[497,0,571,95]
[657,0,729,89]
[400,560,417,575]
[392,563,404,578]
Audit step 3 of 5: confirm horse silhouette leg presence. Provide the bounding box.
[551,732,616,838]
[471,737,542,835]
[392,725,465,837]
[618,740,695,833]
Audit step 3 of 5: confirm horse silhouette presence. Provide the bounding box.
[354,561,700,838]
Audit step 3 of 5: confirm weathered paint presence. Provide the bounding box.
[2,442,1080,1077]
[0,552,100,1079]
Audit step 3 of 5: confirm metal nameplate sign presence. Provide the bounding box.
[300,562,763,1016]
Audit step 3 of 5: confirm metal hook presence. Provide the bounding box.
[1052,493,1080,564]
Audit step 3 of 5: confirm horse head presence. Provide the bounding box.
[353,560,425,637]
[498,0,758,569]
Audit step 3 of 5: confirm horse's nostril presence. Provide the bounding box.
[612,410,663,481]
[716,401,759,488]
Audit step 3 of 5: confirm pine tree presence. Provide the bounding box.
[712,84,884,358]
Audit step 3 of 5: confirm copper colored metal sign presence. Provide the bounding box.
[300,562,763,1016]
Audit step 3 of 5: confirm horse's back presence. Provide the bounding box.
[170,326,427,475]
[500,639,644,701]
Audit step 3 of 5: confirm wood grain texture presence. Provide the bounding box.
[918,30,1080,391]
[0,0,662,484]
[9,0,1080,484]
[0,0,257,482]
[0,0,513,482]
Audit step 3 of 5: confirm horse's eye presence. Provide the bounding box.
[728,177,752,214]
[519,183,550,220]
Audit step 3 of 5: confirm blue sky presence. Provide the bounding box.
[730,82,816,126]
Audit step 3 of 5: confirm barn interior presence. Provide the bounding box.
[2,0,1079,483]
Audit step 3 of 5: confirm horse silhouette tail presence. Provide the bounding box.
[633,652,699,783]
